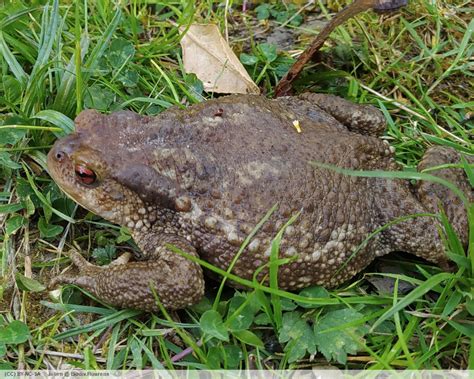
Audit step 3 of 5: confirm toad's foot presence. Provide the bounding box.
[49,250,132,294]
[50,235,204,311]
[299,93,387,136]
[49,249,100,288]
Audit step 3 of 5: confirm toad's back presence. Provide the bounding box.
[143,95,396,210]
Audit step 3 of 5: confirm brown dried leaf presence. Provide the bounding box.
[180,24,260,95]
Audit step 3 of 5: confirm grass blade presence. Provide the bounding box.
[28,0,59,82]
[54,309,141,340]
[0,31,27,84]
[33,110,74,136]
[370,272,453,331]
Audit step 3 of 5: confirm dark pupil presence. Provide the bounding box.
[75,166,96,184]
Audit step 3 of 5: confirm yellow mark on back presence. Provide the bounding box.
[292,120,301,133]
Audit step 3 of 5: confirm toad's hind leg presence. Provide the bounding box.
[50,235,204,311]
[299,93,387,136]
[415,146,473,246]
[381,146,472,266]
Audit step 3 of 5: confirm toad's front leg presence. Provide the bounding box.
[50,234,204,311]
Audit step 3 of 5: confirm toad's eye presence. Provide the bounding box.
[74,165,97,185]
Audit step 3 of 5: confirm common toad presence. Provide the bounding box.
[47,94,472,310]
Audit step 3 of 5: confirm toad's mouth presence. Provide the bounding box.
[48,169,117,222]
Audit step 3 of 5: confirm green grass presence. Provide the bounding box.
[1,0,473,371]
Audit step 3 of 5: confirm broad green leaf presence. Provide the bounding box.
[232,330,264,348]
[255,4,271,20]
[314,308,368,364]
[206,346,223,369]
[258,43,277,63]
[108,38,135,68]
[1,75,23,103]
[272,5,303,26]
[189,296,212,314]
[254,312,271,326]
[0,152,22,169]
[84,84,115,111]
[0,127,26,145]
[0,203,24,214]
[279,312,308,343]
[297,286,330,308]
[280,297,298,311]
[0,320,30,345]
[23,195,35,216]
[38,217,64,238]
[92,246,117,265]
[222,345,243,369]
[15,178,36,199]
[117,70,138,87]
[200,310,229,341]
[240,53,258,66]
[116,227,132,243]
[279,311,316,362]
[226,295,258,331]
[206,345,243,369]
[15,272,46,292]
[274,57,294,78]
[5,215,26,235]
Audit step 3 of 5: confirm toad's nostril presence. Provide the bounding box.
[56,151,65,161]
